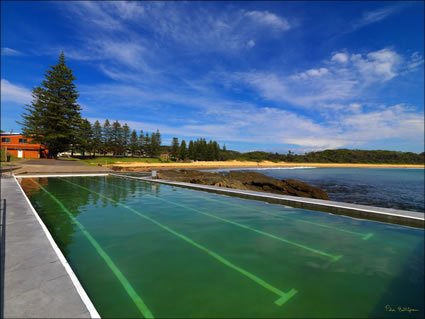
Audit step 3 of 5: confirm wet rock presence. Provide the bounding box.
[157,169,330,200]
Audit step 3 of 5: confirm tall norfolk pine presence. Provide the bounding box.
[19,52,81,158]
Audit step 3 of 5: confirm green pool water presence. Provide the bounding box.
[20,176,424,318]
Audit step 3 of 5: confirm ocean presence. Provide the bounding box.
[206,167,424,213]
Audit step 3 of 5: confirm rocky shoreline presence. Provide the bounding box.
[155,169,330,200]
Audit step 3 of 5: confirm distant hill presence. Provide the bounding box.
[223,149,424,165]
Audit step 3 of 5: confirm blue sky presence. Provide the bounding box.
[1,1,424,153]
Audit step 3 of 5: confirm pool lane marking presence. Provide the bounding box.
[104,177,342,263]
[266,212,374,241]
[30,179,155,319]
[167,189,373,241]
[59,178,298,307]
[113,174,372,241]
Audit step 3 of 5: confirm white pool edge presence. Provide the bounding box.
[110,174,424,228]
[17,173,109,178]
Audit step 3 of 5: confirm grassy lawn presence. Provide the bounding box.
[71,156,174,166]
[58,156,80,161]
[0,162,16,166]
[0,147,21,162]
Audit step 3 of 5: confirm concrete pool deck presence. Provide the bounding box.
[110,174,424,229]
[1,174,99,318]
[4,159,112,175]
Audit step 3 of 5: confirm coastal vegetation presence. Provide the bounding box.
[85,119,163,158]
[225,149,424,165]
[74,156,171,167]
[67,120,224,161]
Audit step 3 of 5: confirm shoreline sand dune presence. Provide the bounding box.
[109,160,424,171]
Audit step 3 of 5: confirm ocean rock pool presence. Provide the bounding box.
[20,175,424,318]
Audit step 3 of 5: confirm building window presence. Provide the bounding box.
[1,137,11,143]
[19,138,28,143]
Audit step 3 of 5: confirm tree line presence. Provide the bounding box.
[75,123,226,160]
[170,137,224,161]
[18,52,164,158]
[227,149,424,164]
[18,52,225,160]
[75,119,162,157]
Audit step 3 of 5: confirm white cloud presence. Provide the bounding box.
[352,5,402,31]
[351,48,402,82]
[331,53,348,63]
[151,7,292,52]
[53,0,298,90]
[247,40,256,48]
[49,2,422,152]
[1,79,32,104]
[237,70,358,107]
[348,103,362,113]
[110,1,145,20]
[284,137,347,149]
[80,79,423,151]
[245,10,291,31]
[85,94,423,150]
[282,104,424,149]
[1,48,23,56]
[237,48,420,107]
[406,52,424,72]
[66,1,124,31]
[339,104,424,142]
[293,67,328,79]
[95,40,150,71]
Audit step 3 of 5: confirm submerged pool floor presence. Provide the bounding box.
[20,176,424,318]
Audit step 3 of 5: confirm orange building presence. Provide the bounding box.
[1,133,48,159]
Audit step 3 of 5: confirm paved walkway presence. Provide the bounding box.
[1,174,98,318]
[9,159,111,175]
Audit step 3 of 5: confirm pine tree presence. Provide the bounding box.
[155,129,162,156]
[213,141,220,161]
[150,130,161,157]
[121,123,130,156]
[188,140,195,160]
[92,120,103,156]
[156,130,161,145]
[77,118,93,157]
[144,132,151,157]
[19,52,81,158]
[129,130,138,157]
[138,130,145,156]
[200,138,207,160]
[171,137,179,160]
[180,140,187,161]
[111,120,122,155]
[103,120,112,155]
[193,139,200,160]
[206,140,214,161]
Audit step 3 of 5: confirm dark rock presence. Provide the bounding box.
[281,179,330,200]
[157,169,330,200]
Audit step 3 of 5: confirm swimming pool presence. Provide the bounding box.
[20,176,424,318]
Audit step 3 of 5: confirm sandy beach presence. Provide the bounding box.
[110,160,424,171]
